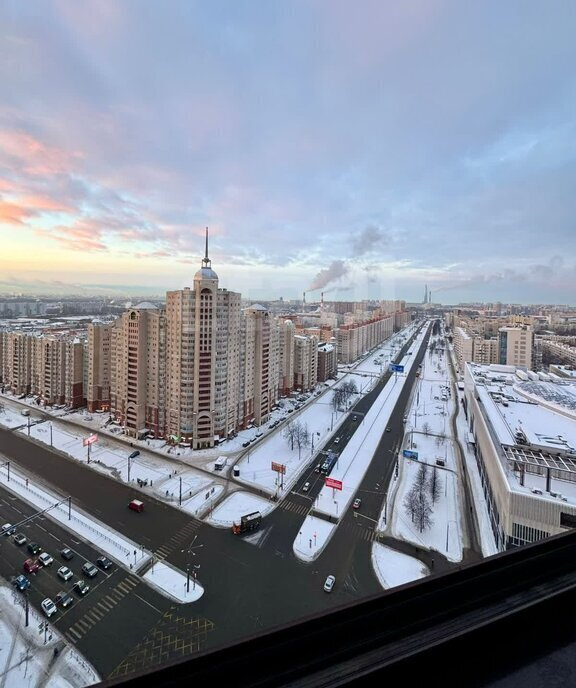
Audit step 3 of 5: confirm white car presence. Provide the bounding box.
[323,575,336,593]
[39,552,54,567]
[57,566,73,581]
[41,598,57,617]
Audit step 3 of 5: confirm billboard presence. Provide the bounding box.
[83,433,98,447]
[325,477,342,490]
[389,363,404,373]
[271,462,286,474]
[402,449,419,460]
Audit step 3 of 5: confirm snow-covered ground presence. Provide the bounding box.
[0,321,497,686]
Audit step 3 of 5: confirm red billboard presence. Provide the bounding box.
[325,477,342,490]
[271,462,286,474]
[83,433,98,447]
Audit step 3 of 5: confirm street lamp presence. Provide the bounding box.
[446,519,457,553]
[181,535,203,593]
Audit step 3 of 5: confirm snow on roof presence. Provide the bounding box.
[134,301,158,310]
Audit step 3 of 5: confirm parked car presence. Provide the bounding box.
[129,450,140,459]
[96,556,113,570]
[60,548,74,561]
[23,558,41,574]
[55,591,74,608]
[38,552,54,567]
[323,575,336,593]
[1,523,16,536]
[27,542,42,555]
[13,574,30,591]
[41,598,57,617]
[13,533,27,546]
[82,562,98,578]
[352,498,362,510]
[73,579,90,596]
[57,566,73,581]
[242,441,250,448]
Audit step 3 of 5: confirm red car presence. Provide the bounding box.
[352,498,362,510]
[23,558,40,573]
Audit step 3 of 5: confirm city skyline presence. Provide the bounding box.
[2,1,576,305]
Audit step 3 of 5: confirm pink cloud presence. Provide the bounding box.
[49,219,108,251]
[0,130,82,176]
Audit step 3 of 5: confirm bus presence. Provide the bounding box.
[214,456,227,471]
[320,451,338,476]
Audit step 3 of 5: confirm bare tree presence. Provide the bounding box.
[282,421,297,451]
[0,400,4,415]
[294,422,310,460]
[415,493,434,532]
[422,422,431,436]
[415,462,428,495]
[428,466,442,504]
[403,487,419,524]
[331,388,345,412]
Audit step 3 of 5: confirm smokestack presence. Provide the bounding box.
[321,291,324,311]
[303,291,306,306]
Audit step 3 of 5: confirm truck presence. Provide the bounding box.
[232,511,262,535]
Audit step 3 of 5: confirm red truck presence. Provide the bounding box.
[232,511,262,535]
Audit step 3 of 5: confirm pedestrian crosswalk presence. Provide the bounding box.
[279,500,383,543]
[65,574,140,643]
[153,520,200,562]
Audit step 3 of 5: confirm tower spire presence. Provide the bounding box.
[202,226,211,268]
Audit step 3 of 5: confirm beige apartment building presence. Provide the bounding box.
[294,334,318,392]
[86,322,112,412]
[1,331,33,395]
[337,315,393,364]
[165,246,242,449]
[498,325,533,369]
[110,303,165,439]
[278,319,295,396]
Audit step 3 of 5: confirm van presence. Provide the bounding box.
[21,409,30,416]
[128,499,144,512]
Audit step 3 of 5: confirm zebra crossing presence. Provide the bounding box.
[279,500,382,542]
[153,519,201,562]
[65,574,140,643]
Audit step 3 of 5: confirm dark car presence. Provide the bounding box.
[73,579,90,596]
[96,556,113,570]
[242,441,250,448]
[27,542,42,555]
[13,574,30,591]
[55,591,74,608]
[60,547,74,561]
[129,450,140,459]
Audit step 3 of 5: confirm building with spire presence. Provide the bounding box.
[165,229,242,449]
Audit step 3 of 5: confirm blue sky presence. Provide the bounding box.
[1,0,575,304]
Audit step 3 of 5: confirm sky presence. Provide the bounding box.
[0,321,499,686]
[1,1,576,305]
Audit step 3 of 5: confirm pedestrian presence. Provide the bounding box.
[26,478,29,487]
[166,489,169,496]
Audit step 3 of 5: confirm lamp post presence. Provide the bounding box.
[446,519,457,553]
[181,535,203,593]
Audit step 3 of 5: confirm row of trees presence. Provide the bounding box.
[403,463,442,533]
[282,420,311,459]
[331,380,358,412]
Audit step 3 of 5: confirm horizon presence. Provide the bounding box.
[2,2,576,304]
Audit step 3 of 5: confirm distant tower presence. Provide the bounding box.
[303,291,306,307]
[321,291,324,312]
[429,290,432,304]
[424,284,428,304]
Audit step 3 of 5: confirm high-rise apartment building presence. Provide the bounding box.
[87,322,113,412]
[165,235,242,449]
[294,334,318,392]
[278,319,295,396]
[110,303,165,438]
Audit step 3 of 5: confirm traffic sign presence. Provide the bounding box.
[389,363,404,373]
[83,433,98,447]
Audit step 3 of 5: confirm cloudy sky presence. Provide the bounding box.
[1,0,575,304]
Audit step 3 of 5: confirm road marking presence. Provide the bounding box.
[133,593,163,614]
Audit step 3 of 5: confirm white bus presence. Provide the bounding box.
[214,456,227,471]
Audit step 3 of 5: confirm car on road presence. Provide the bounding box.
[55,591,74,608]
[302,482,310,492]
[73,579,90,596]
[38,552,54,567]
[2,523,16,536]
[334,437,340,444]
[82,562,98,578]
[41,598,57,617]
[352,498,362,510]
[386,427,391,432]
[352,415,358,421]
[13,533,27,546]
[60,548,74,561]
[23,558,41,573]
[129,450,140,459]
[57,566,73,581]
[323,575,336,593]
[96,556,113,570]
[27,542,42,555]
[13,574,30,591]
